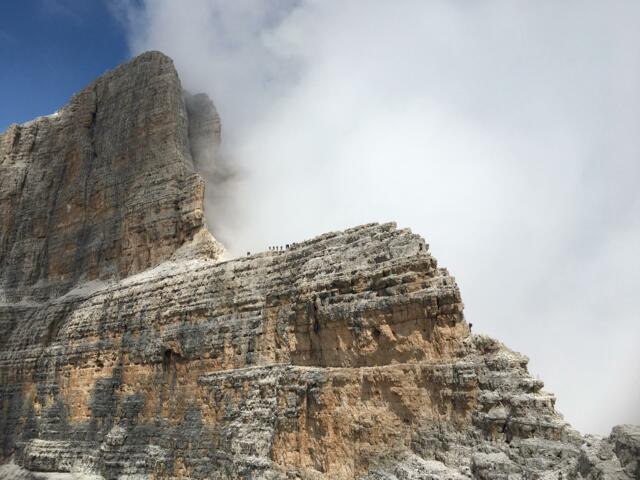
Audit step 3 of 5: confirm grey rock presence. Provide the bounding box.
[610,426,640,479]
[0,51,222,304]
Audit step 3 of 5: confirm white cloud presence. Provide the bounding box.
[115,0,640,434]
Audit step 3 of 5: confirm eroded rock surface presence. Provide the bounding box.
[0,52,637,479]
[0,51,221,303]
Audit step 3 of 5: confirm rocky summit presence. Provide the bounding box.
[0,52,637,480]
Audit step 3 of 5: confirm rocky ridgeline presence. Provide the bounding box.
[0,52,637,480]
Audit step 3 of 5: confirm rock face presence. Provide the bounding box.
[0,52,637,479]
[0,51,221,303]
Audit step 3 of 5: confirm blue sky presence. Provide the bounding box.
[0,1,128,131]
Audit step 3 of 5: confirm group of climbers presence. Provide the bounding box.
[246,244,296,256]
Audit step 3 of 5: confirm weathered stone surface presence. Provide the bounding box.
[0,51,221,303]
[185,92,221,172]
[1,52,637,479]
[610,426,640,479]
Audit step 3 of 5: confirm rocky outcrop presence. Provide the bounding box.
[0,52,637,479]
[185,92,221,171]
[0,51,221,303]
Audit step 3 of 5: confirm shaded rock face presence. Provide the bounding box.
[185,92,221,170]
[0,52,637,480]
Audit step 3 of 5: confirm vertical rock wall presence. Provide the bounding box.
[0,51,219,303]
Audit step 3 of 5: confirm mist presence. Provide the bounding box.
[113,0,640,435]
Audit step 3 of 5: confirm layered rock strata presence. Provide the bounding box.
[0,52,637,479]
[0,51,221,303]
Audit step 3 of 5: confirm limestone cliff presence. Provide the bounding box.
[0,51,221,303]
[0,52,637,480]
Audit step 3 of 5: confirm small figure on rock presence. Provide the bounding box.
[469,322,473,333]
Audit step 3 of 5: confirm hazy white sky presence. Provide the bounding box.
[115,0,640,435]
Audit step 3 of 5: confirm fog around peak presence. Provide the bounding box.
[113,0,640,434]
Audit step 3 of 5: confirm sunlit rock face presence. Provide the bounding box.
[0,51,221,304]
[0,52,637,480]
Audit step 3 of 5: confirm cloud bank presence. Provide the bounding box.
[114,0,640,434]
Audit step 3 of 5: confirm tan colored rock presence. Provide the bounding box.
[0,51,221,303]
